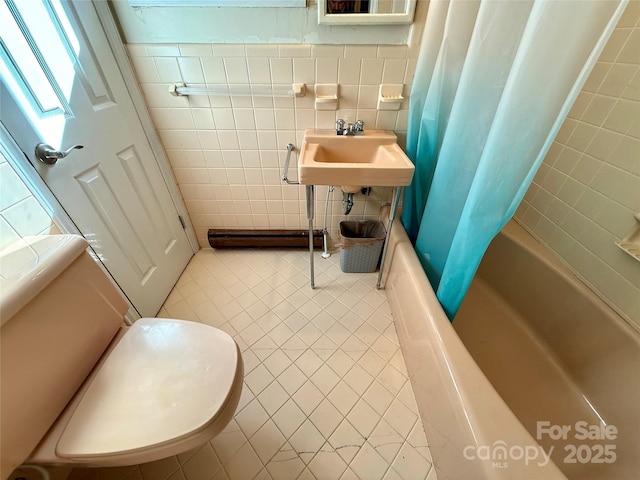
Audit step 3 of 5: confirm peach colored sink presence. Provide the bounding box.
[298,129,415,187]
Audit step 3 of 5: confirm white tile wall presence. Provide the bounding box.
[0,150,58,250]
[128,43,420,248]
[515,2,640,328]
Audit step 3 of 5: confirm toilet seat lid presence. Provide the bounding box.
[57,318,239,458]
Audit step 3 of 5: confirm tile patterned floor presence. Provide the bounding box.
[70,249,436,480]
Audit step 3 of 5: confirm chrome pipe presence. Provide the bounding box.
[321,230,330,259]
[306,185,315,289]
[377,186,402,289]
[342,191,354,215]
[322,186,333,259]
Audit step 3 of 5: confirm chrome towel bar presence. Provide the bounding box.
[169,83,306,97]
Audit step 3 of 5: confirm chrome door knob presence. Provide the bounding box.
[35,143,84,165]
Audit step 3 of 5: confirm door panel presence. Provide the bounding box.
[0,0,192,316]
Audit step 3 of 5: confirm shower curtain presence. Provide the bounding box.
[402,0,627,319]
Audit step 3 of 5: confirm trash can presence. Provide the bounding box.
[338,220,386,273]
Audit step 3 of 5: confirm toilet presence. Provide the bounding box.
[0,235,244,479]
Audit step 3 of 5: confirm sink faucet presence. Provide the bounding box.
[335,119,365,136]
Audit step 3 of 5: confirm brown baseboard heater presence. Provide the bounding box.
[208,229,323,248]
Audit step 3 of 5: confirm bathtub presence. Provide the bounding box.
[383,219,639,480]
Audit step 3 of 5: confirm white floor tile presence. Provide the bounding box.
[252,468,273,480]
[309,364,340,395]
[249,420,287,464]
[235,399,270,438]
[338,467,359,480]
[363,381,395,416]
[382,468,403,480]
[180,444,222,480]
[268,323,295,346]
[258,381,289,416]
[349,442,389,480]
[368,419,405,464]
[391,442,432,480]
[306,446,348,480]
[297,323,323,347]
[271,399,306,439]
[398,383,421,415]
[324,323,351,348]
[264,443,305,480]
[295,350,324,378]
[328,419,365,464]
[326,381,359,416]
[210,420,247,465]
[245,364,275,395]
[296,468,315,480]
[281,335,307,361]
[251,336,279,361]
[166,470,187,480]
[358,349,387,378]
[262,350,292,378]
[289,420,325,464]
[222,442,263,480]
[373,335,400,362]
[292,381,324,416]
[377,364,407,395]
[93,466,137,480]
[308,399,342,439]
[139,457,180,480]
[343,364,374,396]
[324,350,354,378]
[346,399,380,438]
[426,465,438,480]
[276,364,306,395]
[385,399,418,438]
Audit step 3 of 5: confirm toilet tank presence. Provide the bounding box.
[0,235,127,478]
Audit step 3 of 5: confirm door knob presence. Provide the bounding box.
[35,143,84,165]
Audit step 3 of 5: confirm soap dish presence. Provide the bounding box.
[378,84,404,111]
[616,212,640,262]
[315,84,338,111]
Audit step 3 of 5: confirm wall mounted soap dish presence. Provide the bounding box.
[315,84,338,111]
[615,212,640,262]
[378,84,404,110]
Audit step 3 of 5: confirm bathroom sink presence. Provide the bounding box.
[298,129,415,187]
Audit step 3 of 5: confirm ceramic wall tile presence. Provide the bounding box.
[516,13,640,327]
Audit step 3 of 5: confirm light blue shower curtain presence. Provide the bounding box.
[402,0,627,319]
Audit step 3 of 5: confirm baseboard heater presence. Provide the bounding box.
[208,229,323,248]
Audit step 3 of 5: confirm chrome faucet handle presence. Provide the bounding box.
[335,119,345,135]
[355,120,365,135]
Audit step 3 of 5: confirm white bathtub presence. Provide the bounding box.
[383,219,639,480]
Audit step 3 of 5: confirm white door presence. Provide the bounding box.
[0,0,193,317]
